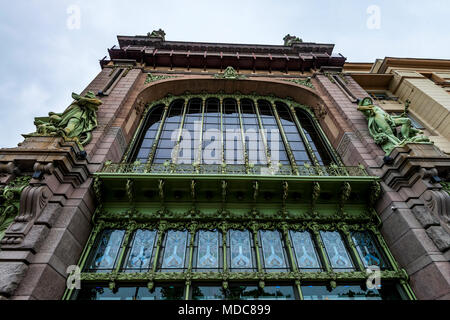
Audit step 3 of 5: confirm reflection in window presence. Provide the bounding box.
[259,230,289,272]
[192,286,225,300]
[301,283,404,300]
[296,109,332,165]
[224,99,244,164]
[257,100,289,165]
[161,230,189,271]
[241,99,267,165]
[86,229,125,272]
[226,285,295,300]
[123,229,157,272]
[154,100,185,164]
[351,231,389,270]
[194,230,221,271]
[276,102,310,165]
[289,231,322,272]
[134,105,164,163]
[131,96,334,169]
[73,285,184,300]
[320,231,354,272]
[228,230,255,271]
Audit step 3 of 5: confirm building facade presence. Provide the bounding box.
[0,31,448,300]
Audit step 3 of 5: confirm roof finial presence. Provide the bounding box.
[283,34,302,46]
[148,29,166,41]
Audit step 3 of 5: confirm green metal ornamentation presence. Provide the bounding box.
[214,66,247,80]
[357,97,431,155]
[144,73,177,84]
[31,92,102,146]
[147,28,166,40]
[283,34,303,46]
[284,77,314,89]
[0,176,31,240]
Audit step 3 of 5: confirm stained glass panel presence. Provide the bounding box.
[196,230,219,269]
[289,231,322,271]
[259,230,287,271]
[351,231,389,270]
[161,230,188,270]
[229,230,253,270]
[320,231,354,271]
[87,229,125,272]
[123,229,157,272]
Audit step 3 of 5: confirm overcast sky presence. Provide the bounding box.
[0,0,449,148]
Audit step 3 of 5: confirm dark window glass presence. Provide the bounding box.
[226,284,296,300]
[276,102,311,166]
[192,286,226,300]
[131,104,164,163]
[296,109,332,165]
[73,285,184,300]
[301,283,405,300]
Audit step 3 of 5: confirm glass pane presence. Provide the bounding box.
[196,230,220,270]
[256,285,296,300]
[301,283,404,300]
[74,286,136,300]
[192,286,225,300]
[123,229,157,272]
[320,231,354,271]
[161,230,188,270]
[289,231,322,272]
[225,285,296,300]
[351,231,389,270]
[259,230,288,271]
[137,285,184,300]
[227,285,259,300]
[86,229,125,272]
[229,230,253,271]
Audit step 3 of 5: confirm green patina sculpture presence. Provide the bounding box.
[33,92,102,146]
[214,66,247,80]
[357,97,430,155]
[283,34,302,46]
[147,29,166,40]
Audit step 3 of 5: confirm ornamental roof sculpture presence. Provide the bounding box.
[31,91,102,146]
[357,97,431,155]
[283,34,303,46]
[147,28,166,40]
[214,66,247,80]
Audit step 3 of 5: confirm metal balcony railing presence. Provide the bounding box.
[99,162,369,177]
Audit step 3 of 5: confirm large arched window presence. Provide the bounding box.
[128,94,335,170]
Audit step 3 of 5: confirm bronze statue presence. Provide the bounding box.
[357,97,430,155]
[34,91,102,146]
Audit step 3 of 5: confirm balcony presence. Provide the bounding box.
[98,162,370,179]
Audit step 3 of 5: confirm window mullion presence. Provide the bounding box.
[146,103,170,170]
[170,99,188,167]
[220,98,225,169]
[195,98,206,166]
[339,226,365,271]
[185,225,197,300]
[253,98,272,168]
[151,227,166,273]
[289,105,322,169]
[310,228,332,273]
[237,99,249,172]
[113,227,134,274]
[271,101,299,175]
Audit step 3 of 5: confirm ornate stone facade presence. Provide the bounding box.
[0,32,448,300]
